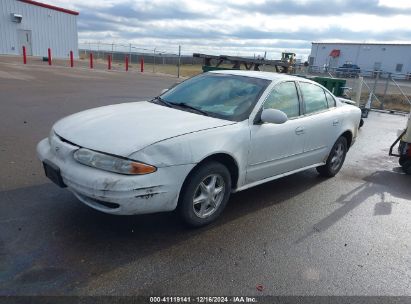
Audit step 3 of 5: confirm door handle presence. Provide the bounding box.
[295,126,305,135]
[333,119,339,126]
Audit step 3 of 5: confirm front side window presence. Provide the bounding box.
[300,82,328,114]
[159,73,270,121]
[263,82,300,118]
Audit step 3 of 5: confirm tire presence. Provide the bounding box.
[359,118,364,129]
[401,160,411,175]
[399,156,407,167]
[178,161,231,227]
[316,136,348,177]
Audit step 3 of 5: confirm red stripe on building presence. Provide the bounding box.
[18,0,79,15]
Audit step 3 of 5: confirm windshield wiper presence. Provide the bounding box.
[152,98,209,116]
[151,96,172,107]
[170,102,209,116]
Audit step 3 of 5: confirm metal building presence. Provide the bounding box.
[309,42,411,75]
[0,0,79,58]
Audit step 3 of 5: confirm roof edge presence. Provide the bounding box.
[18,0,79,15]
[312,41,411,46]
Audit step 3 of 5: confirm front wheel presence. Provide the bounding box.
[317,136,348,177]
[178,161,231,227]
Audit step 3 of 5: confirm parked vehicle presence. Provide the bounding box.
[336,64,361,78]
[37,71,361,226]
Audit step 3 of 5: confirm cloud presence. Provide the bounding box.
[232,0,411,16]
[99,1,208,21]
[46,0,411,59]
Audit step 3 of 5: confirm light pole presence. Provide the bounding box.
[153,48,156,73]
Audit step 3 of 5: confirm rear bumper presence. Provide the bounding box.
[37,136,194,215]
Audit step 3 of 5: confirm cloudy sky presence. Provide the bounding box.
[46,0,411,60]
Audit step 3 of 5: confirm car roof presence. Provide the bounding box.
[209,70,306,82]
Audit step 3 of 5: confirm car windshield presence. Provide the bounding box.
[158,73,271,121]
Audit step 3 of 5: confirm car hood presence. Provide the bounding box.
[53,101,235,157]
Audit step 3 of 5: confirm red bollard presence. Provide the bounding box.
[48,48,52,65]
[22,46,27,64]
[89,53,93,69]
[140,57,144,72]
[108,55,111,70]
[125,56,129,71]
[70,51,74,67]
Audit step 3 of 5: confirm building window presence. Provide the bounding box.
[396,64,403,73]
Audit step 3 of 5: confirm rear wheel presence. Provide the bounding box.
[178,161,231,227]
[317,136,348,177]
[359,118,364,129]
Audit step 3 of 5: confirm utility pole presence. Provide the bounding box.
[261,51,267,71]
[177,45,181,78]
[153,48,156,73]
[111,42,114,62]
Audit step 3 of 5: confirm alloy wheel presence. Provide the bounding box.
[192,174,225,218]
[330,142,345,171]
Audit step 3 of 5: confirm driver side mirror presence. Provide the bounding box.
[260,109,288,124]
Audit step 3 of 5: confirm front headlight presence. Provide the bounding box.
[73,148,156,175]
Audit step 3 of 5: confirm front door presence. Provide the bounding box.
[18,30,32,55]
[246,81,306,184]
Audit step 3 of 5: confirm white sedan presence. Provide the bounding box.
[37,71,361,226]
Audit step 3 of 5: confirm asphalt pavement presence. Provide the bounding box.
[0,60,410,297]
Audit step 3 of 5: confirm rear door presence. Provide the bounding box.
[298,81,339,167]
[246,81,306,183]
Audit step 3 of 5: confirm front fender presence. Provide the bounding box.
[128,121,250,185]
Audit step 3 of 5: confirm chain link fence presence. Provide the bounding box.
[78,42,203,77]
[292,65,411,112]
[77,42,410,112]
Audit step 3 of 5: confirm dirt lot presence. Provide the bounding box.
[0,59,410,297]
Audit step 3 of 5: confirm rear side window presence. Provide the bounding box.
[324,91,336,108]
[300,82,328,114]
[264,82,300,118]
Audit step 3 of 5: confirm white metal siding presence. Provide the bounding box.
[310,43,411,74]
[0,0,78,58]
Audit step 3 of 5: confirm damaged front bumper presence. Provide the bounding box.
[36,134,194,215]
